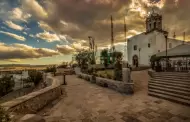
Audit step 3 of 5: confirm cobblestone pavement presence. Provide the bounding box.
[42,70,190,122]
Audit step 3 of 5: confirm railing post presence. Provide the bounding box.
[63,73,67,85]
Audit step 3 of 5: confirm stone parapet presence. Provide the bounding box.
[0,74,64,115]
[78,73,134,94]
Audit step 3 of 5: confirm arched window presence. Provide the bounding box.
[134,45,137,50]
[154,22,156,28]
[148,43,150,48]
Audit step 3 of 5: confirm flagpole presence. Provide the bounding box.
[124,17,127,61]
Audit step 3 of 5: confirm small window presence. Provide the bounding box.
[169,43,172,48]
[154,22,156,28]
[148,43,150,48]
[149,24,151,29]
[158,50,160,52]
[134,45,137,50]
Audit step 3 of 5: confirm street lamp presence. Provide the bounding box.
[139,48,141,67]
[164,31,168,70]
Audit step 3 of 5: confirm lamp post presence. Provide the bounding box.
[139,48,141,66]
[164,31,168,71]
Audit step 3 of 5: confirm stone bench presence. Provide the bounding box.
[96,77,134,94]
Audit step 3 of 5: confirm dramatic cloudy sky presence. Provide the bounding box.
[0,0,189,65]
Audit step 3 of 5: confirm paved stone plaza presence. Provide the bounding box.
[40,70,190,122]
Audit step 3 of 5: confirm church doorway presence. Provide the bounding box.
[133,55,139,67]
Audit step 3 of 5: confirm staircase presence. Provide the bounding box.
[148,72,190,106]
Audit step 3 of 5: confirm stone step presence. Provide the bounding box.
[150,78,190,85]
[149,80,190,89]
[148,91,190,106]
[152,77,190,82]
[148,88,190,101]
[148,85,190,96]
[152,72,189,75]
[149,83,190,92]
[153,74,190,78]
[153,75,190,79]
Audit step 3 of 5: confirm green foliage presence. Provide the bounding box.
[113,51,123,60]
[45,65,56,73]
[0,106,11,122]
[113,51,123,81]
[25,70,43,86]
[75,50,95,72]
[150,54,161,62]
[100,49,109,68]
[0,75,15,96]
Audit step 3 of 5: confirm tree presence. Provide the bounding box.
[0,106,10,122]
[0,75,15,96]
[100,49,109,69]
[25,70,43,86]
[45,65,56,73]
[113,51,123,81]
[75,50,92,72]
[113,51,123,61]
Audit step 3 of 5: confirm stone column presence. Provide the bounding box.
[74,67,81,75]
[122,68,131,83]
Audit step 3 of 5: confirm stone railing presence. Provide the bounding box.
[0,74,64,115]
[78,73,134,94]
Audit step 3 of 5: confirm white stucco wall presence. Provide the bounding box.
[127,30,184,66]
[127,32,156,66]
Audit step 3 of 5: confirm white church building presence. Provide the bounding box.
[127,12,186,67]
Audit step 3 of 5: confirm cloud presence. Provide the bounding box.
[4,21,24,31]
[56,41,89,54]
[38,21,53,32]
[9,7,31,22]
[36,31,60,42]
[0,42,60,60]
[6,59,21,62]
[29,34,35,38]
[21,0,190,48]
[56,44,75,55]
[22,0,48,20]
[0,31,26,41]
[23,32,27,35]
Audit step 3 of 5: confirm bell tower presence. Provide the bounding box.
[146,10,162,32]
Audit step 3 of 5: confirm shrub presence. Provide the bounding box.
[78,74,82,78]
[45,65,56,73]
[25,70,43,86]
[107,74,112,79]
[85,76,90,81]
[0,75,15,96]
[0,106,11,122]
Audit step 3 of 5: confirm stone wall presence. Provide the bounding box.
[78,73,134,94]
[0,74,64,115]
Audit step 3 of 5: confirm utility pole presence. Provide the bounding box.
[124,17,127,61]
[110,0,114,52]
[111,15,114,52]
[183,32,185,44]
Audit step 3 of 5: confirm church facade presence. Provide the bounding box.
[127,12,185,67]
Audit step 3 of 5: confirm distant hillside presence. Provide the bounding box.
[0,64,56,67]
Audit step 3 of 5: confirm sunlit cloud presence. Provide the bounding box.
[4,21,24,31]
[0,42,59,60]
[9,7,31,22]
[36,31,60,42]
[0,31,25,41]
